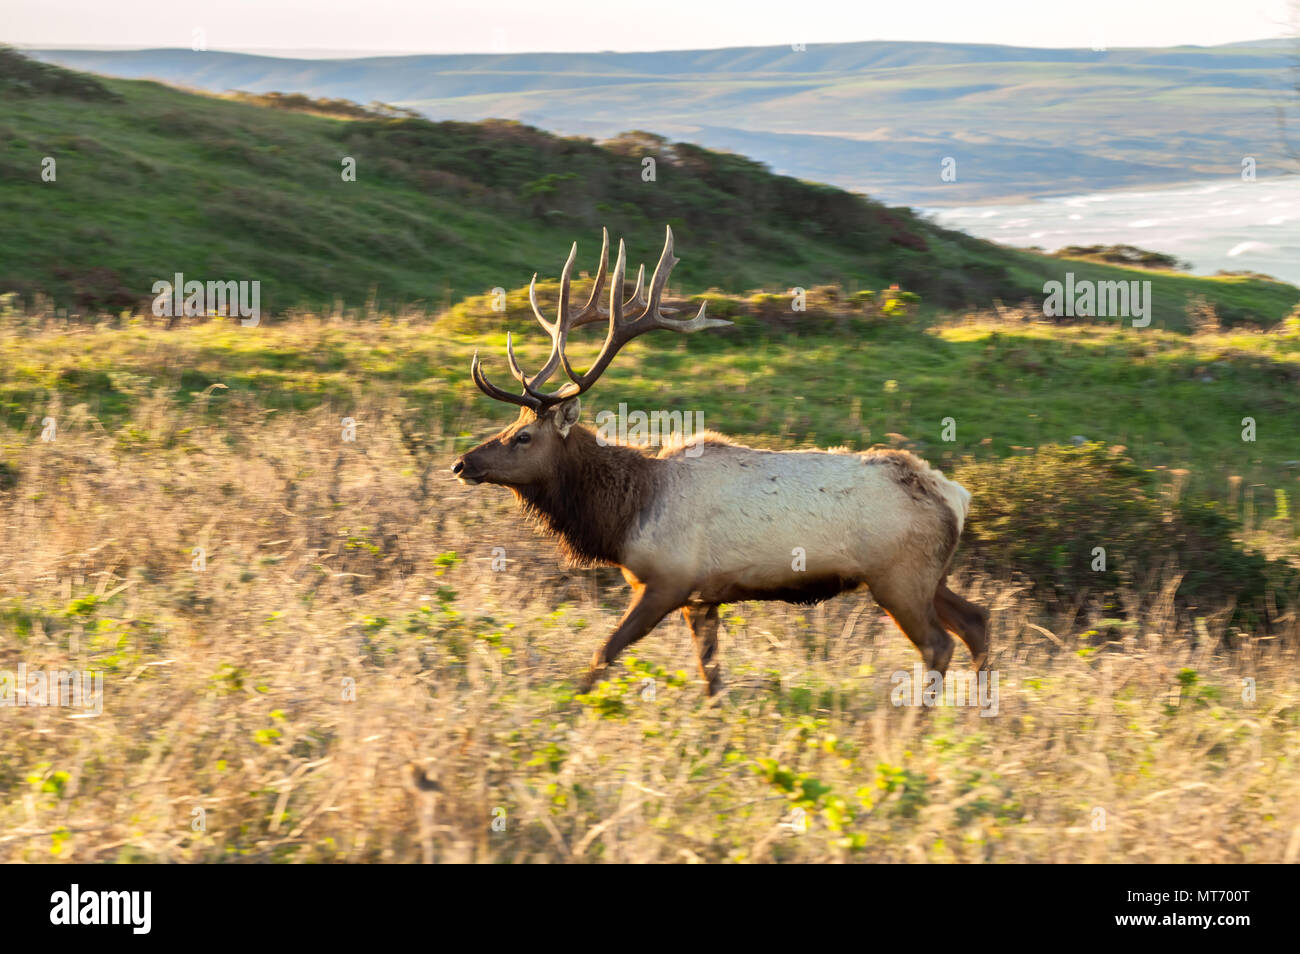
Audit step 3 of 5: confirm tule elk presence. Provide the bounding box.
[452,226,989,696]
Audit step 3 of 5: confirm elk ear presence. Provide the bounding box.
[551,397,581,438]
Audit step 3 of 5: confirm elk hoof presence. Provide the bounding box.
[576,666,606,695]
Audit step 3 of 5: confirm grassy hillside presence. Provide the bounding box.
[27,40,1297,204]
[2,50,1298,327]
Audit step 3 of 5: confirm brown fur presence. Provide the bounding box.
[513,426,658,567]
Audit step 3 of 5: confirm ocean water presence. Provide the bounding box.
[926,176,1300,287]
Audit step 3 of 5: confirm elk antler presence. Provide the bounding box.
[471,226,731,412]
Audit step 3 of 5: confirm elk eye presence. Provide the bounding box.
[514,432,531,445]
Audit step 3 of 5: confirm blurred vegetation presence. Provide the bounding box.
[0,46,121,102]
[953,444,1297,629]
[226,91,423,120]
[1,300,1297,636]
[1053,244,1190,271]
[1,348,1297,862]
[437,279,921,335]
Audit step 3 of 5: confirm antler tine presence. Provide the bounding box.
[526,230,595,335]
[517,228,614,395]
[631,262,645,305]
[625,263,646,309]
[504,331,533,389]
[637,226,728,331]
[572,227,609,323]
[556,240,576,333]
[560,237,627,389]
[471,349,540,411]
[642,225,686,322]
[622,261,677,315]
[527,274,557,335]
[611,237,628,325]
[641,224,676,318]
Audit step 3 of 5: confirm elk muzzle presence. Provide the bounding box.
[450,457,481,485]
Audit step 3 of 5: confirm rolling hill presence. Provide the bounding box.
[1,49,1297,327]
[26,38,1300,205]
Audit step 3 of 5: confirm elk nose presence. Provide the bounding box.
[451,459,465,476]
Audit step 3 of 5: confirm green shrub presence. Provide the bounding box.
[0,47,122,102]
[1054,244,1190,271]
[952,443,1295,629]
[688,292,741,319]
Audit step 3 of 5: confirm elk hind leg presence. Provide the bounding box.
[872,574,955,676]
[933,579,991,670]
[682,602,723,696]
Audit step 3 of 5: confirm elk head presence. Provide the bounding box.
[452,226,729,489]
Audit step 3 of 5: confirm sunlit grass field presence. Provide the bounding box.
[1,303,1298,862]
[4,291,1298,510]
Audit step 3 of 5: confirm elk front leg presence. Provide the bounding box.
[682,602,723,696]
[578,582,685,693]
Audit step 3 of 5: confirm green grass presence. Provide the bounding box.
[3,304,1297,529]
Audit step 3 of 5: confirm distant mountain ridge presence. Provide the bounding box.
[26,38,1296,74]
[27,39,1298,204]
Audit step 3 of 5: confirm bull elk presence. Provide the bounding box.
[452,226,989,695]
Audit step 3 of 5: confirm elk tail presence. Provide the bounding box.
[935,476,972,536]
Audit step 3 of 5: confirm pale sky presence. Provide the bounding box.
[4,0,1297,55]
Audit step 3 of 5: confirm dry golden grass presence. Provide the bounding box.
[2,387,1298,864]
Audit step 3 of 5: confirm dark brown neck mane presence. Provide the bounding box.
[513,425,658,567]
